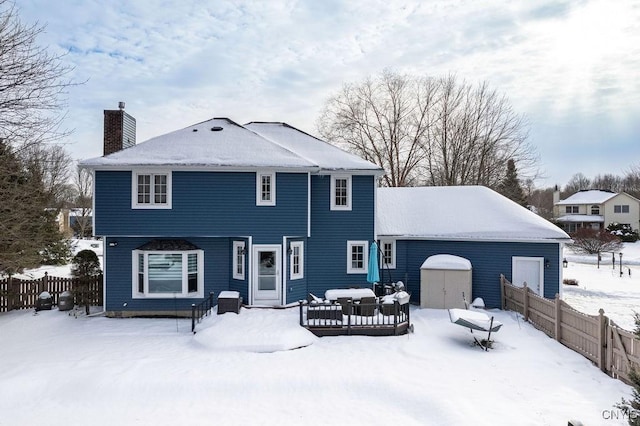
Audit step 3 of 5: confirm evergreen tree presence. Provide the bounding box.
[0,141,62,275]
[70,249,101,315]
[498,159,528,207]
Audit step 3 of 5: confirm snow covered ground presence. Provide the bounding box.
[563,241,640,331]
[0,240,638,425]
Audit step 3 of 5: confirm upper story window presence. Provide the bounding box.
[132,248,203,298]
[380,240,396,269]
[614,205,630,213]
[565,205,579,214]
[289,241,304,280]
[331,175,352,211]
[256,172,276,206]
[347,240,368,274]
[591,205,600,215]
[232,241,245,280]
[132,171,172,209]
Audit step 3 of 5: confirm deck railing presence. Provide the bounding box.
[191,292,216,333]
[298,299,411,336]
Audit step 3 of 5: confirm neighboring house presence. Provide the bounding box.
[56,208,93,238]
[376,186,571,308]
[80,107,383,316]
[553,189,640,233]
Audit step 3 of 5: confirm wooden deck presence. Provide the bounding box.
[298,300,411,337]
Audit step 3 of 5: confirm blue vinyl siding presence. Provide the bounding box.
[228,238,249,302]
[306,175,376,296]
[95,171,307,240]
[381,240,560,308]
[285,237,307,304]
[104,236,232,313]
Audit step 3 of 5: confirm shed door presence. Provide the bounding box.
[512,257,544,296]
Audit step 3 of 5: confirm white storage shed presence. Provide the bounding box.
[420,254,472,309]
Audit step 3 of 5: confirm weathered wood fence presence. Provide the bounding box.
[500,274,640,385]
[0,272,103,313]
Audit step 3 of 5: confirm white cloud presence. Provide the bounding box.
[15,0,640,184]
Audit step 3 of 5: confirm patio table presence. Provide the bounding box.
[324,288,376,301]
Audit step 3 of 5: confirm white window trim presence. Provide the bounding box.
[380,240,396,269]
[131,170,172,209]
[347,240,368,274]
[131,249,204,298]
[331,175,352,211]
[289,241,304,280]
[232,241,246,280]
[256,171,276,206]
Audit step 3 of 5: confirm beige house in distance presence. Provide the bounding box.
[553,189,640,233]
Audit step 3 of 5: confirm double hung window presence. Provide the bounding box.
[290,241,304,280]
[232,241,246,280]
[257,172,276,206]
[380,240,396,269]
[132,171,172,209]
[331,175,352,210]
[347,241,368,274]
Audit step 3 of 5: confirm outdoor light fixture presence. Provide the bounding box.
[562,258,568,268]
[545,259,550,269]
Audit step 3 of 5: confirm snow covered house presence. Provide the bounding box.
[81,106,571,315]
[553,189,640,233]
[80,109,383,316]
[376,186,571,308]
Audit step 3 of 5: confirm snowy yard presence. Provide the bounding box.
[1,241,639,425]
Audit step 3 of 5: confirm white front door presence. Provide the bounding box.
[252,245,281,306]
[512,257,544,296]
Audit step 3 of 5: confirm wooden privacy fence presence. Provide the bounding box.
[0,272,103,313]
[500,274,640,385]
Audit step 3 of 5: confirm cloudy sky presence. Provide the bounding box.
[17,0,640,186]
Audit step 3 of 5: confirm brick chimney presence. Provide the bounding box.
[103,101,136,156]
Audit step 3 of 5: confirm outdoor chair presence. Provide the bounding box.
[336,297,353,315]
[354,296,377,316]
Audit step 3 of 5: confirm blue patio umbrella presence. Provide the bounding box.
[367,241,380,284]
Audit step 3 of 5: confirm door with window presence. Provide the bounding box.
[252,245,281,306]
[512,257,544,296]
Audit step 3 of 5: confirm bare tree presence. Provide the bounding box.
[623,164,640,199]
[317,70,437,187]
[592,173,622,193]
[0,0,74,149]
[318,71,537,189]
[72,167,93,238]
[562,173,591,197]
[22,143,72,207]
[526,183,555,220]
[0,1,76,274]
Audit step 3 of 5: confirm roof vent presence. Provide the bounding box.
[192,128,198,132]
[211,126,223,131]
[118,101,125,110]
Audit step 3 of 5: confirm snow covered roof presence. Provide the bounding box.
[245,122,383,174]
[556,215,604,223]
[377,186,571,242]
[81,118,382,174]
[421,254,472,270]
[556,190,617,205]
